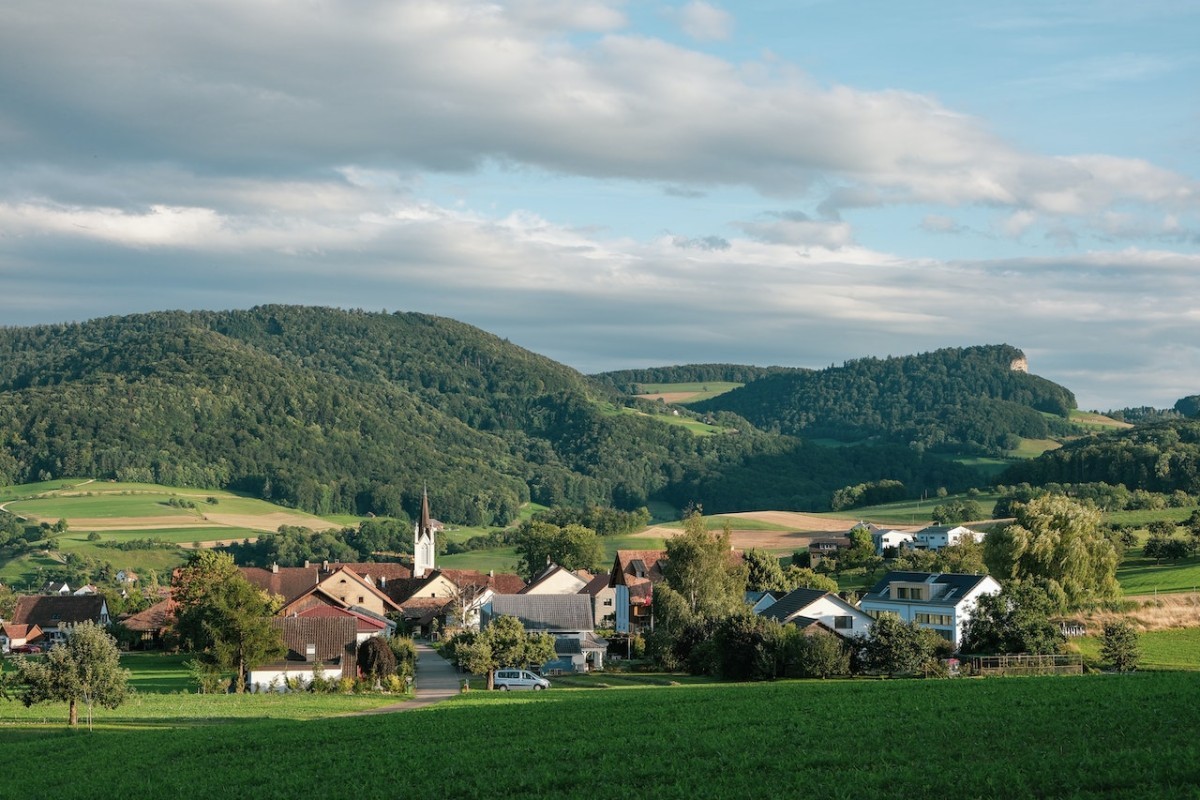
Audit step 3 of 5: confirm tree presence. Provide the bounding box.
[661,511,746,617]
[781,566,838,593]
[14,621,129,728]
[172,551,284,692]
[745,548,787,592]
[514,521,605,579]
[840,526,883,576]
[447,615,557,689]
[960,585,1064,655]
[784,629,851,679]
[1101,621,1141,673]
[358,636,397,681]
[858,613,938,678]
[932,498,984,525]
[983,495,1119,610]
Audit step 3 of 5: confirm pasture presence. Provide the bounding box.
[1072,627,1200,671]
[2,672,1197,798]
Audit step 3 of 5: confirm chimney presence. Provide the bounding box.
[303,560,310,569]
[380,576,387,587]
[271,562,279,574]
[322,560,329,572]
[489,570,494,578]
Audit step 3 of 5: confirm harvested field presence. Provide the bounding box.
[64,516,216,531]
[201,511,339,532]
[633,510,912,551]
[637,392,696,403]
[1075,592,1200,633]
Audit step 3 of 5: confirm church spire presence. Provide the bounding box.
[414,485,436,579]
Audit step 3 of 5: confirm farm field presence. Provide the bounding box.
[812,493,1001,526]
[2,672,1198,798]
[439,531,670,574]
[633,381,742,404]
[1117,553,1200,595]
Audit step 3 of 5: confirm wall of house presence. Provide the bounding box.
[590,585,617,627]
[525,570,587,595]
[790,596,873,636]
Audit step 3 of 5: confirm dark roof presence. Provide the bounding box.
[263,617,359,679]
[11,595,107,628]
[555,638,583,656]
[762,588,832,622]
[337,562,413,582]
[485,595,594,632]
[578,572,612,598]
[864,571,994,605]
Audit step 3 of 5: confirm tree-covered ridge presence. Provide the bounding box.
[0,308,992,521]
[590,363,797,393]
[693,344,1077,454]
[1002,420,1200,495]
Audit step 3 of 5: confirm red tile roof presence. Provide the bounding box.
[120,598,178,633]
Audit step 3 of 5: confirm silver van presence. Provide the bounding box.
[494,669,550,691]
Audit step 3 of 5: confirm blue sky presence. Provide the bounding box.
[1,1,1197,409]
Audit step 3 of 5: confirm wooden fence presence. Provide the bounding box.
[970,653,1083,676]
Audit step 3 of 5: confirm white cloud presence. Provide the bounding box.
[670,2,733,42]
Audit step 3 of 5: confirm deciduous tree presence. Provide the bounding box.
[662,511,746,617]
[1101,621,1141,673]
[984,495,1119,609]
[14,621,129,728]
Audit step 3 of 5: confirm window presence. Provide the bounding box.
[834,616,853,630]
[358,596,365,604]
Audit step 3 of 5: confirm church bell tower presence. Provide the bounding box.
[413,487,436,579]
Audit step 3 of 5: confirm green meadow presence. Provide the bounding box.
[2,672,1198,799]
[1072,627,1200,671]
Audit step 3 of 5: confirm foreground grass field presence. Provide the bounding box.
[2,672,1197,798]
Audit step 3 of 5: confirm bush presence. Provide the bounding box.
[1101,621,1140,673]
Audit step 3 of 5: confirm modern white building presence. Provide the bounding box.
[871,528,915,555]
[858,571,1001,648]
[911,525,984,551]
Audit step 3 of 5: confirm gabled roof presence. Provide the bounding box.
[261,617,359,679]
[863,571,996,606]
[335,562,413,583]
[240,566,322,605]
[0,623,42,641]
[485,595,594,632]
[610,549,668,589]
[120,598,178,633]
[296,604,388,633]
[39,581,71,594]
[11,595,108,628]
[519,563,588,595]
[578,572,612,598]
[762,588,836,622]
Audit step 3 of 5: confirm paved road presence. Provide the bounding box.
[352,642,465,715]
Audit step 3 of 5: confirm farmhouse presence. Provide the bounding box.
[608,549,667,634]
[7,594,110,646]
[248,616,361,691]
[0,622,43,652]
[482,594,607,672]
[859,571,1001,647]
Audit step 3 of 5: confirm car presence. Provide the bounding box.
[10,644,42,654]
[493,668,550,691]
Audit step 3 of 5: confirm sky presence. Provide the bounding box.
[1,0,1198,410]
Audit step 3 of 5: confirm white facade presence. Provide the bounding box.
[912,525,984,551]
[872,529,915,555]
[859,573,1001,647]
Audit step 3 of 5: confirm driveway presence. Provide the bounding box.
[352,642,465,715]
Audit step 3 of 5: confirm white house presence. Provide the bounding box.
[871,529,915,555]
[759,587,874,638]
[910,525,984,551]
[858,571,1002,647]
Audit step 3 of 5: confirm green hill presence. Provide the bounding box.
[0,307,988,523]
[694,344,1078,455]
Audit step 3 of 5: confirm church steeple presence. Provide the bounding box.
[414,485,436,579]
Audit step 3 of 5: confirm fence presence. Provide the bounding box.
[970,653,1083,677]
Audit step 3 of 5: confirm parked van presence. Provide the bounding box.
[494,669,550,691]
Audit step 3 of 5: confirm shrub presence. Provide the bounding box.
[1101,621,1141,673]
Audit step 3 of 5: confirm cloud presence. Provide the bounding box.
[672,235,731,251]
[735,211,854,248]
[920,215,966,235]
[669,2,733,42]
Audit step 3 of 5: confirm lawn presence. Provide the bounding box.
[1117,552,1200,595]
[2,672,1198,798]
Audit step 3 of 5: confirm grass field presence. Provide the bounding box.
[1117,552,1200,595]
[2,672,1197,798]
[1070,409,1133,430]
[1072,627,1200,671]
[439,531,670,574]
[812,493,1000,526]
[633,381,742,404]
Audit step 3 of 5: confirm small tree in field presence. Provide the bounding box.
[1101,621,1141,673]
[15,621,129,729]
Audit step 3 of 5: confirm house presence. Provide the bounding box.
[760,587,874,637]
[746,590,784,615]
[858,571,1002,647]
[481,594,606,671]
[295,604,395,643]
[608,549,667,633]
[0,623,43,653]
[380,568,525,634]
[120,598,178,649]
[116,570,139,584]
[910,525,984,551]
[808,538,850,567]
[73,584,99,596]
[520,563,589,595]
[871,528,915,555]
[240,563,403,619]
[578,571,618,629]
[8,595,110,646]
[247,617,360,691]
[38,580,71,595]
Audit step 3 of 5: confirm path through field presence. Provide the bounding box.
[348,643,462,715]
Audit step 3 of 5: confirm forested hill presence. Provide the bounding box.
[0,307,982,522]
[590,364,796,393]
[693,345,1077,454]
[1002,419,1200,494]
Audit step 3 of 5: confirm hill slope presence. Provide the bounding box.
[694,344,1077,454]
[0,307,987,521]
